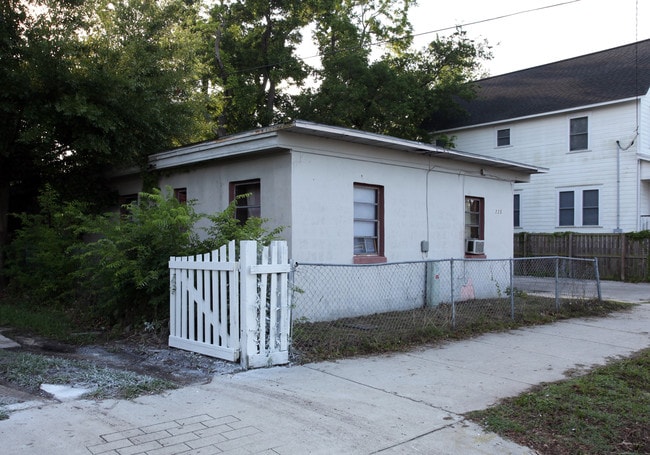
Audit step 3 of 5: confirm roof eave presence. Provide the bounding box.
[437,96,640,133]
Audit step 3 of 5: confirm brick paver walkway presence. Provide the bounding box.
[87,414,266,455]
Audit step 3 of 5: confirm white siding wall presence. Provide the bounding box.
[450,101,642,233]
[288,137,516,263]
[157,152,292,239]
[113,135,522,264]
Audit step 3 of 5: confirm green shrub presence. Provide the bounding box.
[4,186,282,326]
[3,186,86,305]
[198,195,284,252]
[73,187,203,321]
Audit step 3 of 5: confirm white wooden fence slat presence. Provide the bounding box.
[239,241,258,369]
[169,259,237,271]
[258,245,269,353]
[216,245,226,347]
[268,242,278,351]
[228,241,240,351]
[249,264,292,274]
[278,242,290,351]
[169,240,289,369]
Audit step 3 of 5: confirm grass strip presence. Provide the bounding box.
[291,298,631,363]
[466,348,650,454]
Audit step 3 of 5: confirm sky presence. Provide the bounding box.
[409,0,649,76]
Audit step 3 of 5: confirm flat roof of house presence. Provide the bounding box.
[438,39,650,130]
[146,120,543,175]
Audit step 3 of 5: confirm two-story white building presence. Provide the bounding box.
[436,40,650,233]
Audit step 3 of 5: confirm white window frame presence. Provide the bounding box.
[496,127,511,147]
[557,187,600,227]
[569,115,589,152]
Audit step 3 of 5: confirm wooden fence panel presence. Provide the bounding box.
[515,233,650,282]
[168,241,240,361]
[170,240,291,369]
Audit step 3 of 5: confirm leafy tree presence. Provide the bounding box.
[296,3,491,142]
[5,186,282,324]
[0,0,209,286]
[199,0,316,135]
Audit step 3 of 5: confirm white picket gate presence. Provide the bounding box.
[168,240,291,369]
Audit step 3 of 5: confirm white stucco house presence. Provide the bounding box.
[436,40,650,233]
[112,121,541,263]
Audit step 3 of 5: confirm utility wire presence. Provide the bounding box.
[224,1,582,75]
[409,0,581,42]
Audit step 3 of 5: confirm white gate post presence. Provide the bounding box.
[239,240,258,369]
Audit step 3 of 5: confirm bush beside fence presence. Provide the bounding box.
[290,257,602,363]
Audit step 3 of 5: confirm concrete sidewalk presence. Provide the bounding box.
[2,300,649,454]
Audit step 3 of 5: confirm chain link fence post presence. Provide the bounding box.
[510,257,515,320]
[554,256,560,311]
[594,257,602,302]
[450,258,456,329]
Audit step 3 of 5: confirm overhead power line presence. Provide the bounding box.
[230,0,583,75]
[410,0,582,41]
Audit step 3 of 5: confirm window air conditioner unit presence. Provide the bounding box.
[466,239,485,254]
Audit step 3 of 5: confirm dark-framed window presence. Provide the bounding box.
[582,189,599,226]
[559,189,599,226]
[514,194,521,228]
[354,183,385,263]
[118,193,138,217]
[570,116,588,151]
[230,179,260,224]
[174,188,187,204]
[497,128,510,147]
[559,191,575,226]
[465,196,484,240]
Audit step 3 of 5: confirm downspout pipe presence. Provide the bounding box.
[616,137,637,233]
[615,141,622,233]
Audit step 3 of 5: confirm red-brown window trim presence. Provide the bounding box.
[465,196,486,258]
[353,183,386,264]
[174,188,187,204]
[229,179,261,224]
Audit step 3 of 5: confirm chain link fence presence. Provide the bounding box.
[290,257,601,362]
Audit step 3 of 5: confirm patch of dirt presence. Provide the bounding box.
[0,329,242,406]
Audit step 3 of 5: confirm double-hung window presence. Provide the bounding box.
[465,196,485,256]
[230,179,261,224]
[465,196,484,240]
[559,191,575,226]
[497,128,510,147]
[569,116,588,151]
[558,188,599,226]
[582,189,599,226]
[354,183,385,263]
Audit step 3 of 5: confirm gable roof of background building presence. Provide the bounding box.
[439,39,650,130]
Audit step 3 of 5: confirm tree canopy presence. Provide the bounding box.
[0,0,492,286]
[0,0,208,281]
